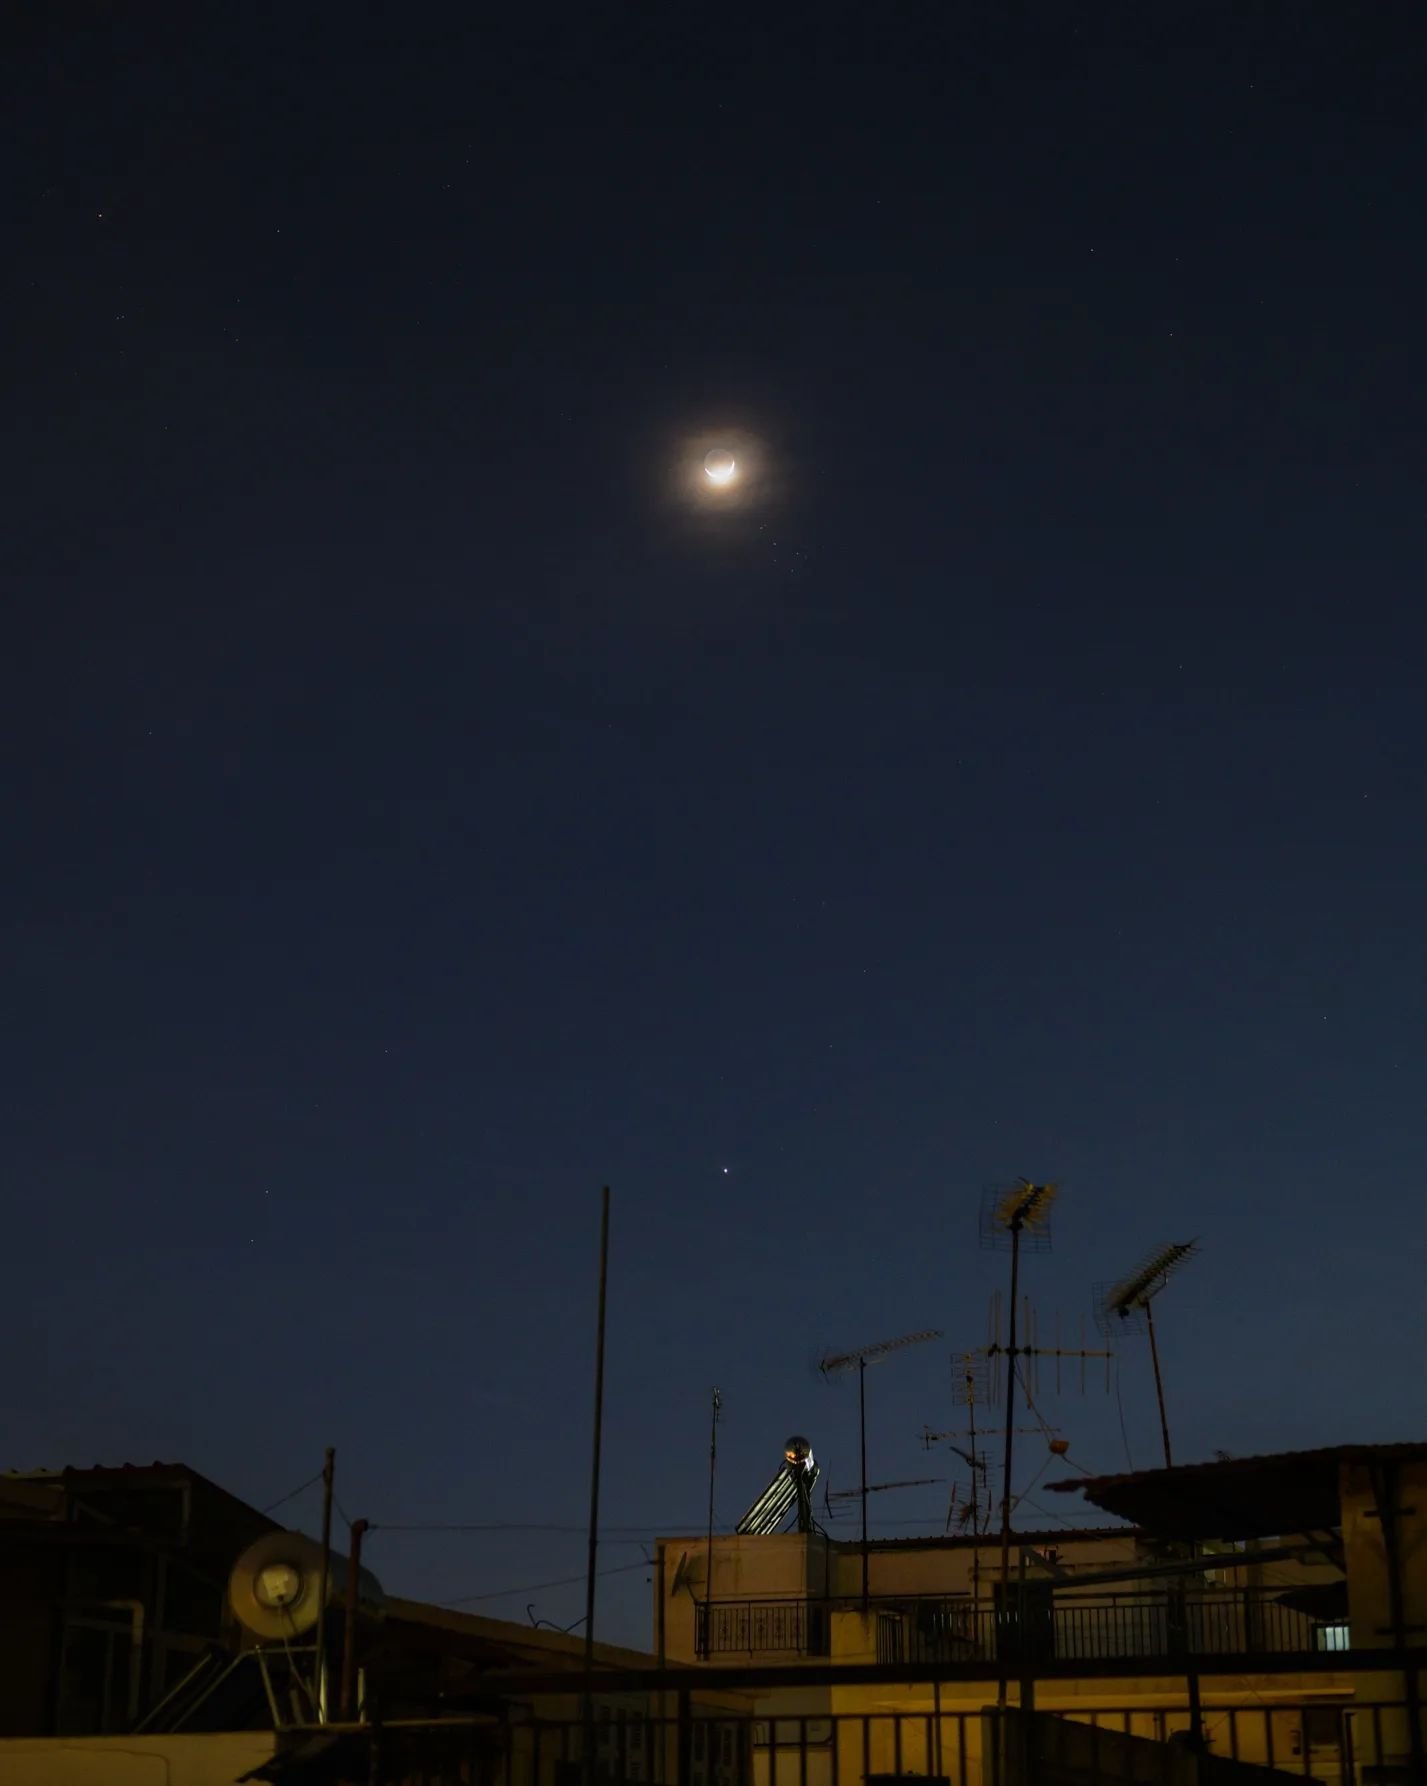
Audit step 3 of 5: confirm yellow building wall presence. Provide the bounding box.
[658,1534,836,1666]
[820,1681,1353,1786]
[1341,1455,1427,1778]
[660,1526,1361,1786]
[824,1602,1354,1786]
[0,1731,277,1785]
[657,1531,1151,1667]
[840,1534,1143,1605]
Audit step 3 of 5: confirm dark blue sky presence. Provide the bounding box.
[5,4,1427,1645]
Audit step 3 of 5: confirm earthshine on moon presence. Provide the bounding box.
[704,448,737,485]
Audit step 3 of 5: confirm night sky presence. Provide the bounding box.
[7,5,1427,1647]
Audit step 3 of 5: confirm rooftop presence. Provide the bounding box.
[5,1459,254,1491]
[661,1526,1139,1550]
[0,1459,279,1560]
[858,1527,1139,1550]
[386,1599,675,1673]
[1048,1442,1427,1539]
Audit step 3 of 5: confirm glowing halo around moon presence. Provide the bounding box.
[667,428,768,515]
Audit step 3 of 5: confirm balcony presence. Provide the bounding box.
[695,1601,830,1658]
[881,1588,1333,1667]
[695,1591,1333,1666]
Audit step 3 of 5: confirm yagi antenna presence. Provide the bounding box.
[985,1296,1113,1404]
[1097,1242,1198,1327]
[979,1177,1057,1253]
[819,1328,942,1608]
[819,1329,944,1377]
[826,1475,942,1503]
[1096,1241,1200,1468]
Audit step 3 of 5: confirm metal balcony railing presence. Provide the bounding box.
[696,1591,1328,1664]
[490,1677,1401,1786]
[883,1590,1332,1665]
[695,1600,830,1658]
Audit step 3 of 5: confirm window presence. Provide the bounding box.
[1315,1622,1350,1652]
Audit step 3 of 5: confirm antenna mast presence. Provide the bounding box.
[1096,1241,1199,1468]
[957,1350,984,1535]
[819,1328,942,1611]
[979,1180,1057,1615]
[705,1387,722,1600]
[921,1352,993,1533]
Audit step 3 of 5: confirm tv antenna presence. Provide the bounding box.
[985,1297,1114,1402]
[920,1436,991,1535]
[914,1352,992,1531]
[952,1349,987,1534]
[819,1328,942,1608]
[1096,1241,1199,1468]
[941,1302,1108,1527]
[921,1425,1046,1535]
[979,1178,1058,1613]
[825,1475,942,1506]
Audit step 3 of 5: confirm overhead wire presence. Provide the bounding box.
[376,1505,1115,1538]
[262,1470,325,1515]
[1113,1355,1136,1470]
[337,1500,1119,1610]
[1009,1448,1054,1513]
[1013,1495,1065,1526]
[377,1525,658,1542]
[1002,1360,1118,1520]
[442,1557,652,1608]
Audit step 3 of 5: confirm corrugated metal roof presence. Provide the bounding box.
[858,1526,1138,1549]
[659,1525,1139,1549]
[1047,1442,1427,1539]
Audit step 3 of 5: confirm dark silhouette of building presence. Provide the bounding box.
[0,1460,278,1736]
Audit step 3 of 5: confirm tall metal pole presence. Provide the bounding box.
[339,1518,368,1722]
[704,1388,721,1627]
[656,1543,670,1783]
[998,1222,1023,1589]
[964,1363,983,1657]
[315,1447,335,1722]
[820,1327,941,1619]
[859,1355,870,1613]
[582,1186,611,1783]
[997,1222,1023,1706]
[1146,1300,1190,1742]
[1144,1299,1173,1469]
[966,1376,981,1535]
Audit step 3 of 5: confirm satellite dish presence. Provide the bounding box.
[228,1530,385,1641]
